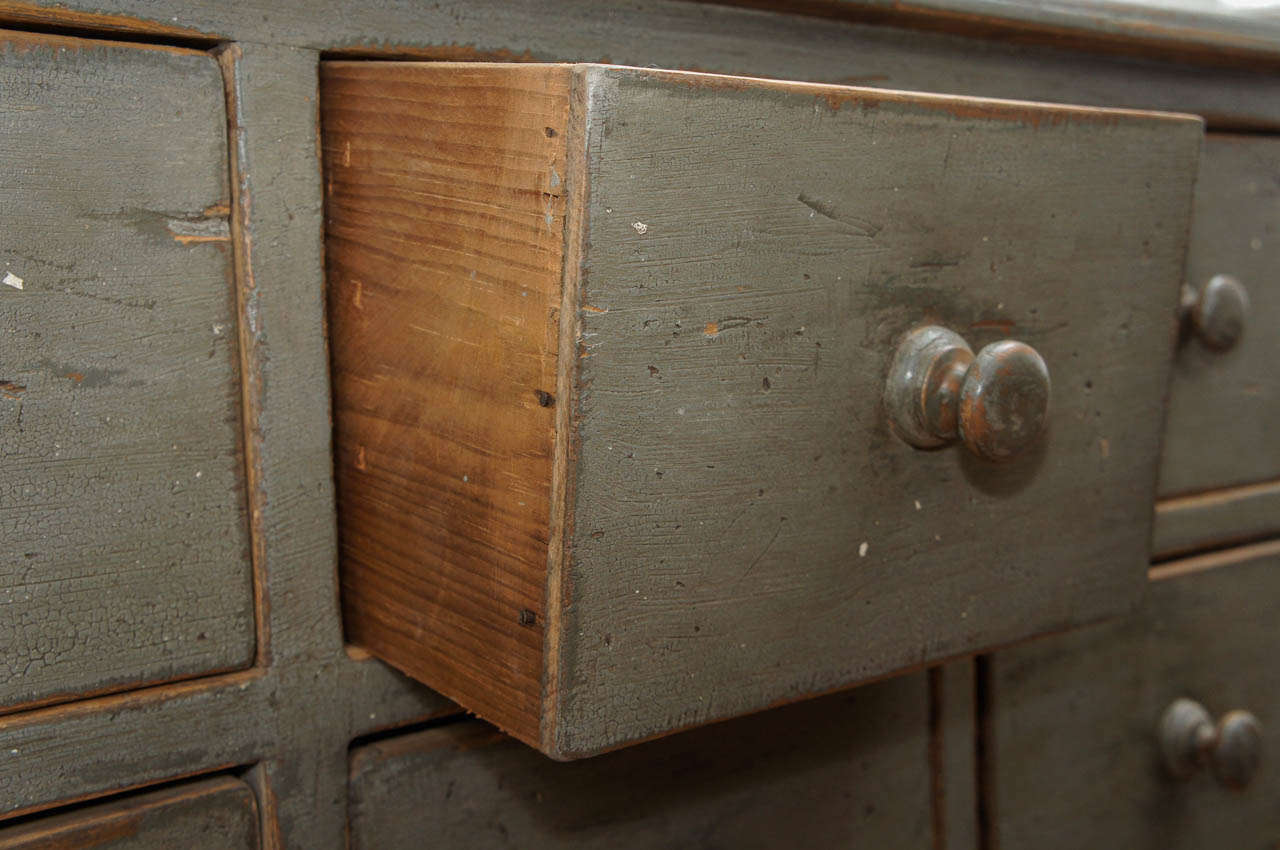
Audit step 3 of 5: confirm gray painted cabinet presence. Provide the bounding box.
[0,31,254,712]
[0,1,1270,848]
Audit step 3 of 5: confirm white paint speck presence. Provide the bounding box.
[8,749,16,755]
[858,541,869,557]
[631,221,649,235]
[914,500,922,511]
[195,471,203,479]
[3,272,23,290]
[212,323,225,335]
[1251,237,1263,251]
[462,475,469,483]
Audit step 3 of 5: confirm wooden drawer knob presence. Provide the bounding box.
[1181,274,1248,351]
[1160,697,1262,789]
[885,325,1050,462]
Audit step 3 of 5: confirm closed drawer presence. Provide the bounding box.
[0,776,259,849]
[0,33,254,709]
[323,62,1201,757]
[1154,134,1280,556]
[987,542,1280,848]
[348,674,930,849]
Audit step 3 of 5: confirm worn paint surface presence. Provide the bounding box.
[0,0,1278,125]
[350,674,931,849]
[554,64,1200,756]
[0,32,254,711]
[1158,134,1280,503]
[988,543,1280,849]
[0,775,259,849]
[0,3,1258,848]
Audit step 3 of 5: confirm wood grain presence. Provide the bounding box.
[0,776,259,849]
[323,62,575,744]
[326,62,1201,758]
[0,2,1257,847]
[988,547,1280,849]
[0,30,254,712]
[349,673,932,849]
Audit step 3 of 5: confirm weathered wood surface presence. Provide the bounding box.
[0,3,1255,847]
[0,41,455,842]
[0,31,254,711]
[325,61,1201,758]
[988,540,1280,849]
[325,59,1203,757]
[0,0,1278,128]
[350,673,931,849]
[324,63,572,745]
[1158,134,1280,506]
[1153,480,1280,559]
[559,65,1199,756]
[0,776,259,849]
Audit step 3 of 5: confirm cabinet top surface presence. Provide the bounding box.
[831,0,1280,55]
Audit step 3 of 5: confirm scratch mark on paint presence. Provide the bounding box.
[797,193,882,237]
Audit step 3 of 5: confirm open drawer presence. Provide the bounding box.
[322,62,1201,757]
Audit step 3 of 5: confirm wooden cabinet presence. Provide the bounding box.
[348,674,931,849]
[322,61,1201,757]
[986,543,1280,848]
[0,2,1274,847]
[0,776,259,849]
[0,31,254,712]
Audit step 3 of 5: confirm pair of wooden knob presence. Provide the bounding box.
[1160,698,1263,790]
[885,325,1050,462]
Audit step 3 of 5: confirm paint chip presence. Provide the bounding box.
[632,221,649,234]
[914,499,922,511]
[858,541,869,557]
[3,272,23,290]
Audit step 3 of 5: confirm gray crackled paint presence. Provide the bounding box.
[0,38,255,709]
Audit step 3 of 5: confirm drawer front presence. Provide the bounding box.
[348,674,930,849]
[324,62,1201,756]
[1156,134,1280,540]
[988,544,1280,848]
[0,776,259,849]
[0,33,254,709]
